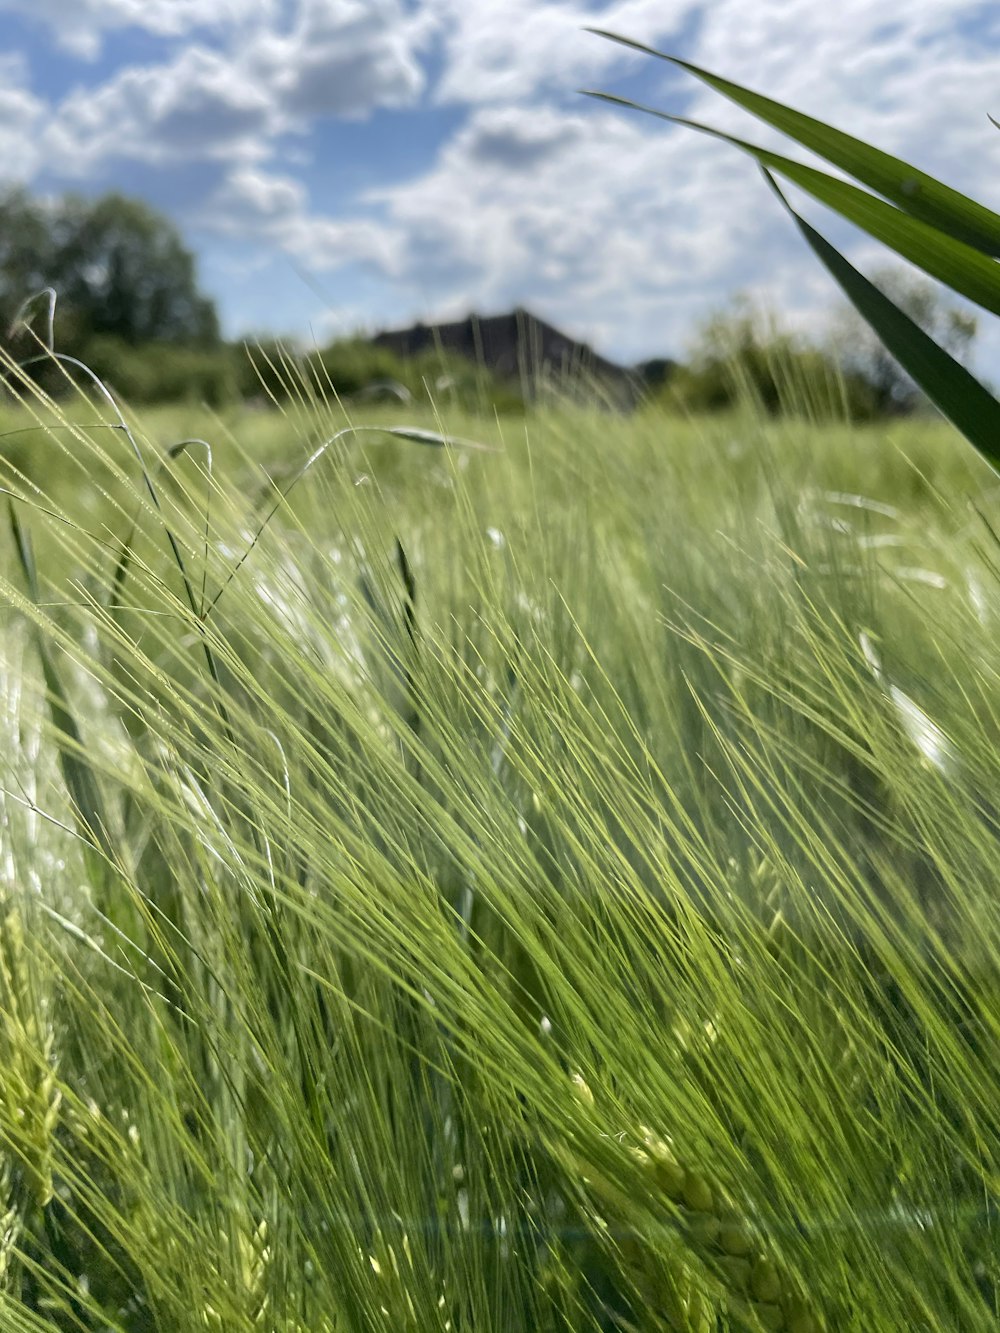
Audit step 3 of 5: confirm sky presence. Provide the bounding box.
[1,0,999,368]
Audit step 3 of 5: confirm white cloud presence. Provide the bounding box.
[200,165,403,275]
[0,54,45,182]
[359,101,767,359]
[205,167,310,231]
[184,0,1000,362]
[43,46,277,173]
[7,0,1000,367]
[246,0,427,120]
[677,0,1000,181]
[281,214,403,273]
[425,0,699,105]
[38,0,428,175]
[0,0,278,60]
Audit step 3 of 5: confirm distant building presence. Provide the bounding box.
[372,307,673,408]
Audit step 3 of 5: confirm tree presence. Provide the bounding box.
[0,189,54,331]
[826,265,978,416]
[662,294,871,421]
[0,189,218,352]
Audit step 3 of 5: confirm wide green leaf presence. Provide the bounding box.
[585,90,1000,318]
[760,170,1000,473]
[588,27,1000,257]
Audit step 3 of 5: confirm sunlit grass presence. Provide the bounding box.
[0,361,998,1330]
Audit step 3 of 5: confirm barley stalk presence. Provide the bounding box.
[0,905,61,1216]
[567,1075,824,1333]
[0,1161,21,1290]
[242,1217,271,1326]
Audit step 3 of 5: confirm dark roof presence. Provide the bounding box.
[372,307,670,406]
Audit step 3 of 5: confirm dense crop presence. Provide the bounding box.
[0,352,997,1330]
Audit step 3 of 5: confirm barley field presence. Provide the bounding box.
[0,378,998,1330]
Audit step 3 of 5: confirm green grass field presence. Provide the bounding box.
[1,379,998,1330]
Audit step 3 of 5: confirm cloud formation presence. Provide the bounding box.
[0,0,277,60]
[363,100,767,358]
[44,47,276,173]
[424,0,697,104]
[200,165,403,278]
[0,55,45,180]
[32,0,429,177]
[2,0,999,361]
[368,0,1000,357]
[246,0,427,120]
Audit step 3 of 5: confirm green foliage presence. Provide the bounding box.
[318,336,416,397]
[236,336,402,403]
[0,188,218,355]
[0,187,523,411]
[402,344,527,414]
[660,297,873,420]
[0,190,52,331]
[78,335,239,407]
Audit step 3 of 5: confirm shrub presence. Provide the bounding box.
[661,297,874,420]
[76,335,240,407]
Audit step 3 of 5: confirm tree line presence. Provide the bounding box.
[0,186,980,419]
[0,189,218,349]
[662,276,979,421]
[0,187,526,412]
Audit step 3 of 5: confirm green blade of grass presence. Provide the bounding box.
[587,28,1000,257]
[109,436,214,619]
[7,499,113,859]
[583,90,1000,319]
[758,169,1000,472]
[203,423,492,623]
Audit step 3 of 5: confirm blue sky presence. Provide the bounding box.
[1,0,999,367]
